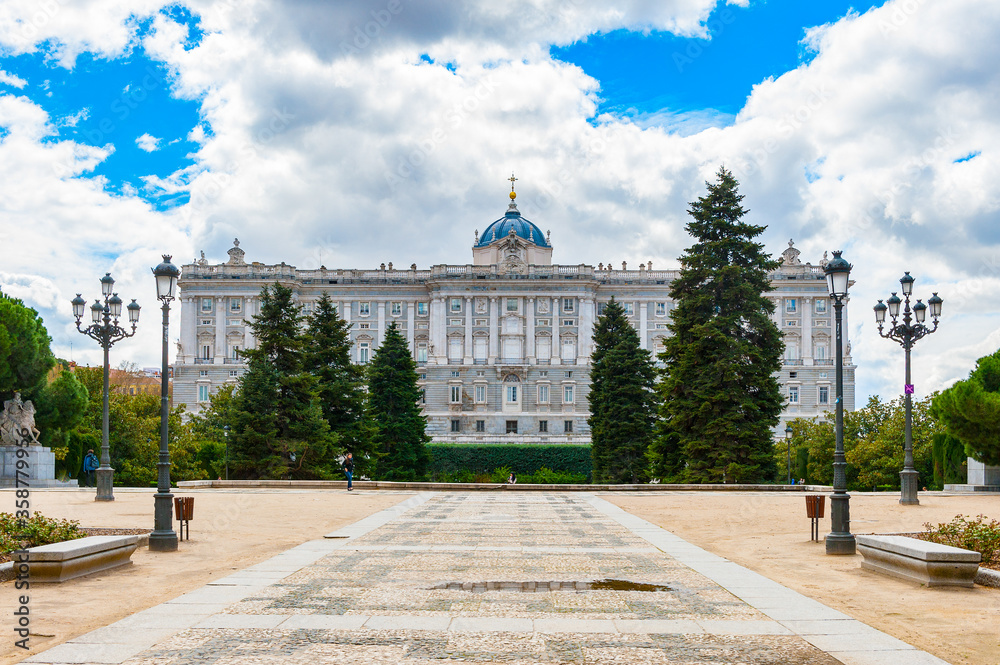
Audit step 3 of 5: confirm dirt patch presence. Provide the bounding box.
[0,488,410,665]
[606,491,1000,665]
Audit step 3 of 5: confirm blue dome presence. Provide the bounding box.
[476,205,549,248]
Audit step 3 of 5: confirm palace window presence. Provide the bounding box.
[359,302,370,316]
[564,385,575,403]
[450,386,462,403]
[655,302,666,316]
[358,342,370,364]
[391,301,402,316]
[450,298,462,312]
[785,299,797,313]
[198,385,210,402]
[451,419,460,433]
[623,302,634,316]
[562,298,575,313]
[475,385,486,403]
[564,420,573,433]
[537,385,549,403]
[200,298,213,313]
[788,386,800,404]
[819,386,829,404]
[476,420,485,433]
[417,344,428,363]
[539,420,548,433]
[506,420,518,434]
[507,298,519,312]
[815,299,828,314]
[199,370,208,377]
[229,370,239,377]
[417,302,428,316]
[229,297,242,313]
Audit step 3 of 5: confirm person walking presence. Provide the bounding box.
[82,449,99,488]
[342,453,354,491]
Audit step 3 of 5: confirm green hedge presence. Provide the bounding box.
[428,444,592,478]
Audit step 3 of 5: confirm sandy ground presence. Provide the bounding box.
[2,489,998,665]
[606,491,1000,665]
[0,487,408,665]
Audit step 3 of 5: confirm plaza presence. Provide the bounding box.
[3,488,997,665]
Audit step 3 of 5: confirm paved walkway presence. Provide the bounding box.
[25,493,950,664]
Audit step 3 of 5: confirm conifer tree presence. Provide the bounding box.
[303,293,378,475]
[233,282,337,478]
[649,167,783,483]
[367,322,429,480]
[589,298,656,483]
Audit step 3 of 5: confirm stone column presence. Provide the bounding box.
[407,301,415,350]
[553,297,562,365]
[488,297,498,362]
[579,296,595,359]
[342,300,352,326]
[464,297,473,364]
[431,297,446,364]
[526,297,535,362]
[638,299,648,350]
[376,301,385,348]
[180,296,196,363]
[213,300,225,362]
[802,296,813,365]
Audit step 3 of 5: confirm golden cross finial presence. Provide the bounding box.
[508,172,517,200]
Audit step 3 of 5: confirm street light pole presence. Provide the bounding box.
[874,274,943,506]
[71,277,140,502]
[824,251,856,555]
[149,256,180,552]
[785,425,793,485]
[223,425,230,481]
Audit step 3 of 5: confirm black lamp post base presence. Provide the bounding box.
[148,531,178,551]
[95,468,115,501]
[825,532,857,555]
[900,469,920,505]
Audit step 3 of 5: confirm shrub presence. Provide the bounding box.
[428,444,592,478]
[0,512,87,556]
[520,467,588,484]
[922,514,1000,566]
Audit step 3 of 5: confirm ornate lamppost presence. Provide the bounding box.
[149,255,180,551]
[71,275,140,501]
[873,272,943,506]
[785,424,793,485]
[223,425,230,481]
[824,251,855,555]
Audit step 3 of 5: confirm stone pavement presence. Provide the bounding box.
[24,492,951,665]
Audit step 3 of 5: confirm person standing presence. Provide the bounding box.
[82,449,99,488]
[342,453,354,491]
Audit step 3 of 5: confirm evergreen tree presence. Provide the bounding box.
[367,322,429,480]
[234,283,337,479]
[932,347,1000,466]
[0,289,56,403]
[649,167,783,483]
[303,294,379,475]
[589,298,656,483]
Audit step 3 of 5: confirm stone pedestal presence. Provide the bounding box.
[0,445,75,488]
[945,458,1000,492]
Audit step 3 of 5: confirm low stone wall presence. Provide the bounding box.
[857,535,981,588]
[178,479,833,492]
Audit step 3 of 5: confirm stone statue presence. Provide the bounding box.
[0,392,41,445]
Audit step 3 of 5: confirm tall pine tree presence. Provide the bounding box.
[232,282,337,479]
[303,293,378,475]
[589,298,656,484]
[649,167,783,483]
[367,322,429,480]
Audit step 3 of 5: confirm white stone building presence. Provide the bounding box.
[173,192,855,442]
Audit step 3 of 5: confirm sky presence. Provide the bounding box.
[0,0,997,406]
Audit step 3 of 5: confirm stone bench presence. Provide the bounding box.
[26,535,140,583]
[857,535,981,588]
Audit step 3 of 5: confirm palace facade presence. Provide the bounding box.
[173,192,855,443]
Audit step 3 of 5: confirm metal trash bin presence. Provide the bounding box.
[805,495,825,542]
[174,496,194,541]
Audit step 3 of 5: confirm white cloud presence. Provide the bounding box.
[0,0,998,407]
[0,68,26,88]
[135,132,161,151]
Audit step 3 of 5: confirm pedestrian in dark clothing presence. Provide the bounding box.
[342,453,354,491]
[83,449,99,487]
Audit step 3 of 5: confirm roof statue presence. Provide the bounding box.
[781,239,802,266]
[227,238,246,265]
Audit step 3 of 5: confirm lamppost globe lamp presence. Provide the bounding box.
[823,250,855,555]
[928,292,943,320]
[900,271,915,296]
[874,300,887,324]
[72,294,86,320]
[149,255,180,552]
[72,274,140,501]
[874,273,942,505]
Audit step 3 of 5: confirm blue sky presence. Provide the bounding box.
[0,0,998,405]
